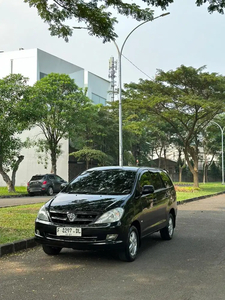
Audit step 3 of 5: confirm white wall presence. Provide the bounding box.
[37,49,84,79]
[8,128,69,186]
[0,49,37,84]
[86,71,110,105]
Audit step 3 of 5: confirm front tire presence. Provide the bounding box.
[160,213,174,240]
[42,245,62,255]
[47,186,54,196]
[119,226,139,262]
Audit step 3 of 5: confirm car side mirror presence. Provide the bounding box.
[142,185,154,194]
[60,182,68,190]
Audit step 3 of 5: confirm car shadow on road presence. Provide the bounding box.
[38,232,164,264]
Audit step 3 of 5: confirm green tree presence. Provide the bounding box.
[31,73,91,174]
[0,74,37,192]
[121,88,177,167]
[24,0,225,42]
[70,104,119,164]
[70,147,110,170]
[123,66,225,187]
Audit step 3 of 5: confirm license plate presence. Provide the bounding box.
[56,227,82,236]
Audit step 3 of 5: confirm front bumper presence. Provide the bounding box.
[35,219,127,251]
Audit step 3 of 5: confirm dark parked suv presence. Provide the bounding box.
[35,166,177,261]
[27,174,67,196]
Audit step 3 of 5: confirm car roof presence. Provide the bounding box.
[85,166,165,173]
[32,174,56,176]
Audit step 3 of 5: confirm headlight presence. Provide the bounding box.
[95,208,124,224]
[37,205,49,221]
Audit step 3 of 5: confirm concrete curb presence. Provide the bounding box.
[0,194,28,199]
[0,237,38,258]
[0,191,225,258]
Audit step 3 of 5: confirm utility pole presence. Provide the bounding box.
[108,57,117,102]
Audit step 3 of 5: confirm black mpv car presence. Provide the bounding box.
[27,174,67,196]
[35,166,177,261]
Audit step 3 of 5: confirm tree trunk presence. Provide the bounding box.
[203,163,209,184]
[163,148,167,170]
[205,165,208,183]
[0,164,15,192]
[178,149,185,183]
[179,166,183,182]
[51,151,57,174]
[192,169,199,188]
[184,146,199,188]
[11,155,24,187]
[86,159,89,170]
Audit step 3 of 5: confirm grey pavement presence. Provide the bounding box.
[0,195,52,208]
[0,192,225,258]
[1,194,225,300]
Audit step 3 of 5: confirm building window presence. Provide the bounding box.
[40,72,47,79]
[92,93,106,105]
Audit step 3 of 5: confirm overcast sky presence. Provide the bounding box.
[1,0,225,88]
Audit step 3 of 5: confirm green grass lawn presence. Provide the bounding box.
[175,182,225,201]
[0,203,44,245]
[0,183,225,245]
[0,186,27,196]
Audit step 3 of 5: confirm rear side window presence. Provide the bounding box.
[54,175,63,182]
[139,172,152,189]
[160,171,173,188]
[31,175,44,181]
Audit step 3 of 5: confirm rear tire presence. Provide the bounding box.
[160,213,174,240]
[42,245,62,255]
[119,226,139,262]
[47,186,54,196]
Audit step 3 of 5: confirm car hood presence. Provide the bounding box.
[48,192,128,213]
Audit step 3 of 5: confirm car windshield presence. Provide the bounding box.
[65,169,137,195]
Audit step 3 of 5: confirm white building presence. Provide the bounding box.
[0,48,110,186]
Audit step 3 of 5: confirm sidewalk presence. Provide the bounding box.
[1,192,225,258]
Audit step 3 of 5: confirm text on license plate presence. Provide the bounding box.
[56,227,82,236]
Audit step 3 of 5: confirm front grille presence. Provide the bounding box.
[49,210,99,225]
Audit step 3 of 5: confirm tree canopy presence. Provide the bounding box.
[0,74,38,191]
[70,104,118,164]
[31,73,91,174]
[24,0,225,42]
[123,65,225,187]
[70,147,110,170]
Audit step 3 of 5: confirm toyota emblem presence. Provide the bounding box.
[67,212,76,222]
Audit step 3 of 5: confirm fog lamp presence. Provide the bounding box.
[106,234,118,241]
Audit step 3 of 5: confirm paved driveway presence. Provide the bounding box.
[0,194,225,300]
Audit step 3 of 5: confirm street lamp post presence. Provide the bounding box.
[114,12,170,167]
[74,12,170,167]
[210,121,224,184]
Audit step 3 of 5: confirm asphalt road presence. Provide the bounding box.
[0,195,225,300]
[0,195,52,208]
